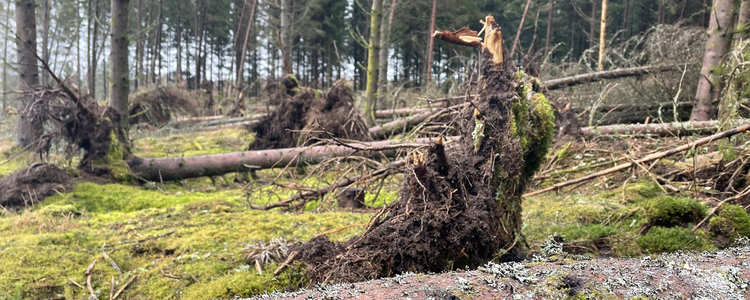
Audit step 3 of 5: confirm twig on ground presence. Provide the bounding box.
[273,250,300,276]
[111,275,136,300]
[84,258,98,298]
[102,252,122,274]
[67,277,84,289]
[693,185,750,231]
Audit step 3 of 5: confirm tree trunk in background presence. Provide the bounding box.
[691,0,736,121]
[110,0,130,128]
[175,0,182,82]
[590,0,597,48]
[738,0,750,40]
[155,0,163,85]
[15,0,41,147]
[510,0,532,59]
[425,0,437,83]
[280,0,292,74]
[41,0,50,86]
[89,0,100,99]
[598,0,607,70]
[236,0,259,94]
[2,0,10,114]
[545,0,554,53]
[623,0,629,37]
[194,1,202,89]
[378,0,396,109]
[135,0,142,89]
[364,0,383,126]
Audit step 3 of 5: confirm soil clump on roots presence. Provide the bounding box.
[1,85,131,207]
[0,164,72,208]
[129,86,199,127]
[293,16,556,285]
[247,76,369,150]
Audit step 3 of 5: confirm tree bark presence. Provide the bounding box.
[544,64,678,89]
[590,0,597,49]
[377,0,396,109]
[89,0,101,98]
[110,0,130,129]
[510,0,533,60]
[175,0,182,82]
[2,0,10,114]
[545,0,554,53]
[691,0,736,121]
[425,0,437,83]
[581,119,750,138]
[236,0,259,94]
[135,0,142,89]
[280,0,292,74]
[364,0,383,126]
[15,0,41,147]
[41,0,50,86]
[128,138,436,181]
[623,0,629,33]
[738,0,750,40]
[598,0,607,70]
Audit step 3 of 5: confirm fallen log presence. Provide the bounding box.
[581,119,750,138]
[374,107,431,118]
[524,123,750,198]
[127,138,443,182]
[544,64,678,89]
[426,64,680,103]
[368,103,468,139]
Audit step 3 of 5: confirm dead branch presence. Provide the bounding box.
[273,250,299,276]
[581,119,750,138]
[111,275,136,300]
[524,124,750,198]
[256,159,406,210]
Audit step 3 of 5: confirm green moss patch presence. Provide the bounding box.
[636,226,711,253]
[0,181,372,299]
[133,128,254,158]
[709,204,750,246]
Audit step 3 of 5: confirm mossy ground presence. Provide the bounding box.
[1,126,748,299]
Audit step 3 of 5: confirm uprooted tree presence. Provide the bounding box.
[291,15,556,284]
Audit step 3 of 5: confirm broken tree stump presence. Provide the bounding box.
[291,15,556,284]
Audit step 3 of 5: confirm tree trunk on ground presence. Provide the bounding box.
[545,0,554,53]
[598,0,607,70]
[377,0,396,109]
[581,119,750,138]
[544,64,678,89]
[691,0,736,121]
[110,0,130,129]
[15,0,42,147]
[510,0,532,60]
[364,0,383,126]
[425,0,437,83]
[128,138,437,181]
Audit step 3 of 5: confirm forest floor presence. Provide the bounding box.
[0,115,748,299]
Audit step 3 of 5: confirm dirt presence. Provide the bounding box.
[0,164,72,209]
[252,243,750,299]
[293,20,555,286]
[129,86,200,127]
[248,77,369,151]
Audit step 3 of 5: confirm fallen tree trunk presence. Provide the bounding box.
[374,107,431,118]
[581,119,750,138]
[525,123,750,198]
[127,138,443,182]
[368,103,468,139]
[544,64,678,89]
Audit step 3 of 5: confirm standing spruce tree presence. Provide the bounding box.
[111,0,130,128]
[15,0,41,148]
[364,0,382,125]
